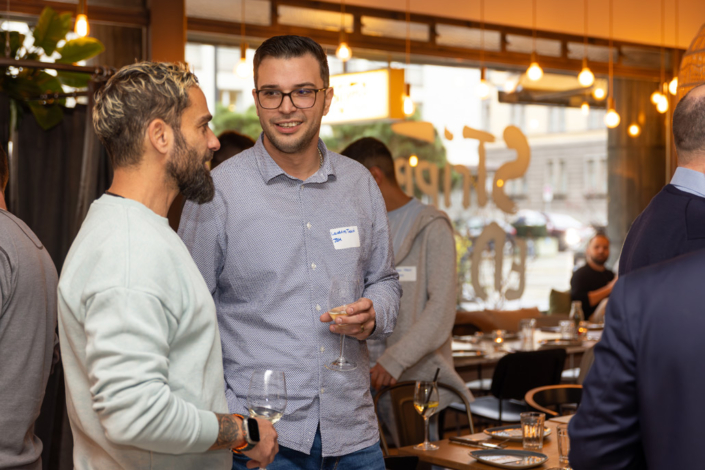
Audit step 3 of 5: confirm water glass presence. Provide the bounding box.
[519,319,536,350]
[520,412,545,450]
[557,423,571,467]
[559,320,576,340]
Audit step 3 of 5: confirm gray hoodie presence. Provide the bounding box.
[376,203,473,405]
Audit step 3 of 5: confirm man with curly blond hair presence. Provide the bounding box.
[57,62,278,470]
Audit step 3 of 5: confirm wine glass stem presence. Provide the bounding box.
[338,334,346,360]
[423,415,429,446]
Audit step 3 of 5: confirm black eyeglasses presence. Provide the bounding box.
[255,88,328,110]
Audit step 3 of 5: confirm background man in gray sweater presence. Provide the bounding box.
[0,146,58,470]
[341,137,472,414]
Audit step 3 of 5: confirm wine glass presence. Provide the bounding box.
[247,370,287,469]
[325,277,361,372]
[413,381,439,451]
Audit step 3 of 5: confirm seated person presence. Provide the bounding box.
[571,233,616,320]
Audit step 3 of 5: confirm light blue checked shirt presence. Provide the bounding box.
[178,136,401,457]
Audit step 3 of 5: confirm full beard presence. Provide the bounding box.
[166,130,215,204]
[263,117,322,155]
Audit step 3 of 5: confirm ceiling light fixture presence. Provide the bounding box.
[234,0,252,78]
[577,0,595,87]
[335,0,352,62]
[526,0,543,81]
[604,0,620,129]
[476,0,491,99]
[628,123,641,137]
[668,0,679,95]
[75,0,89,37]
[402,0,415,116]
[581,101,590,116]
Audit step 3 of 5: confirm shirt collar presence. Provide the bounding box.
[670,167,705,198]
[254,134,336,184]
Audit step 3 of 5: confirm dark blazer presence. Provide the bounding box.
[619,184,705,276]
[569,249,705,469]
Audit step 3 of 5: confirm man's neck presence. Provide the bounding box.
[586,258,606,272]
[108,163,177,218]
[381,184,413,212]
[679,156,705,174]
[0,191,7,211]
[262,135,321,181]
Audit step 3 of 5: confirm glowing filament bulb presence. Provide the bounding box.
[336,42,352,62]
[75,14,89,37]
[578,67,595,87]
[527,62,543,81]
[581,101,590,115]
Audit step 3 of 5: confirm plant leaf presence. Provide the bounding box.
[32,7,72,56]
[0,31,25,58]
[34,71,66,105]
[57,37,105,64]
[3,76,43,101]
[28,101,64,130]
[56,71,91,88]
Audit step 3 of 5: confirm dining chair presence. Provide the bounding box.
[450,348,567,423]
[373,381,475,457]
[525,384,583,417]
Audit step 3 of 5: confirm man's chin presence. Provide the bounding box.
[181,174,215,204]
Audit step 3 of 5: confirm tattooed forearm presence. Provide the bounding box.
[208,413,242,450]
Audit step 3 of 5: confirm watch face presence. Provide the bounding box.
[247,418,260,443]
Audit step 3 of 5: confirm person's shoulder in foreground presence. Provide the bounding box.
[569,247,705,469]
[0,147,58,470]
[58,61,277,470]
[620,83,705,276]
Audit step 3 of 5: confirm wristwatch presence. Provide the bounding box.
[232,415,260,453]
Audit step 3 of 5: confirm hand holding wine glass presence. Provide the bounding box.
[324,277,361,372]
[247,370,287,469]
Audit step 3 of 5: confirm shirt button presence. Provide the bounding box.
[321,388,325,393]
[316,304,321,311]
[320,346,325,352]
[311,262,317,270]
[306,222,312,229]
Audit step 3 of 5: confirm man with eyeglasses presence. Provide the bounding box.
[179,36,401,470]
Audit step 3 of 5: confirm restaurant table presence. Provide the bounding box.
[399,421,564,469]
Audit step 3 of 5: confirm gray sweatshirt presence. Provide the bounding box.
[376,203,473,405]
[0,209,57,470]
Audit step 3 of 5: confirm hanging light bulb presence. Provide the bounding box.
[234,43,252,78]
[581,101,590,115]
[409,155,419,167]
[656,94,669,113]
[527,56,543,81]
[578,67,595,87]
[477,67,491,99]
[669,77,678,95]
[604,98,620,128]
[628,123,641,137]
[650,90,663,105]
[336,41,352,62]
[592,87,606,100]
[403,83,415,116]
[504,76,518,93]
[75,0,89,37]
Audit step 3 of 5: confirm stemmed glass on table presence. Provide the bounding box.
[413,381,440,451]
[325,277,361,372]
[247,370,287,469]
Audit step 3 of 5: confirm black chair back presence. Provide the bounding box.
[490,348,567,401]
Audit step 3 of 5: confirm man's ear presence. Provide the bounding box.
[146,119,171,156]
[368,166,385,186]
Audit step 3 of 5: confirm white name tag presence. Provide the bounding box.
[397,266,417,282]
[330,226,361,250]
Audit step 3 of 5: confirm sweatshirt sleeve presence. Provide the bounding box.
[84,287,219,454]
[377,218,457,379]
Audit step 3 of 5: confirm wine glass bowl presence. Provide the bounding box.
[247,370,287,424]
[413,381,440,451]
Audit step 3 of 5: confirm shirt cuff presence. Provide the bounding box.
[192,410,220,453]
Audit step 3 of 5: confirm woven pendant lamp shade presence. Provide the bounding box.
[677,23,705,101]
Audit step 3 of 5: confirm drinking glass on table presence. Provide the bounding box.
[519,319,536,350]
[547,423,573,470]
[413,381,440,451]
[247,370,287,469]
[325,277,361,372]
[520,412,545,450]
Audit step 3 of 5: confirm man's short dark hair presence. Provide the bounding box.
[211,131,255,169]
[0,145,7,191]
[589,232,609,246]
[673,84,705,164]
[253,36,329,88]
[340,137,397,183]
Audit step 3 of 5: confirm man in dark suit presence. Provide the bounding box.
[569,250,705,469]
[619,83,705,276]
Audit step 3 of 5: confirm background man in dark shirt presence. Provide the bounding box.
[571,234,616,319]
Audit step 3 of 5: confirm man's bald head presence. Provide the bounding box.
[673,83,705,165]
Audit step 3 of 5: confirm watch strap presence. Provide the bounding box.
[230,414,257,453]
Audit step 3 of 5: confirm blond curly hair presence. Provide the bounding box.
[93,61,199,168]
